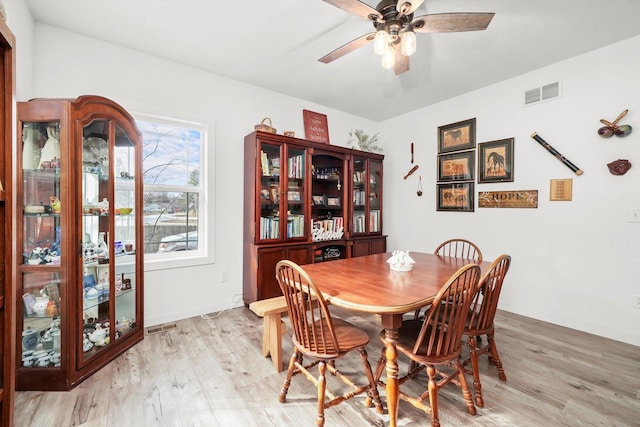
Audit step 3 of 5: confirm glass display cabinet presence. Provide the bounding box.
[16,96,144,390]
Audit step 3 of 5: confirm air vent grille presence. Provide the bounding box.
[524,81,561,106]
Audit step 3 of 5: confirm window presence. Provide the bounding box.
[135,114,211,269]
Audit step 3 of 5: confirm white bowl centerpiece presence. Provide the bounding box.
[387,250,416,272]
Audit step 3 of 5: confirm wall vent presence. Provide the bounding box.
[146,323,177,335]
[524,81,561,106]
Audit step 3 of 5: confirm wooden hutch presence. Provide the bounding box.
[243,131,386,305]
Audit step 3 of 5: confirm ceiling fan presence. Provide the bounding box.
[319,0,495,75]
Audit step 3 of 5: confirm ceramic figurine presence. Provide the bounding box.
[387,250,416,272]
[39,124,61,168]
[22,123,42,170]
[49,196,61,213]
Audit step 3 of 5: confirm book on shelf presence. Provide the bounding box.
[260,151,280,176]
[287,214,305,238]
[260,151,269,176]
[353,212,365,233]
[260,216,280,239]
[353,170,365,184]
[369,210,380,232]
[311,216,344,241]
[288,154,304,179]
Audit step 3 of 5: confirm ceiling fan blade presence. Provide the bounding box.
[322,0,383,22]
[319,32,375,64]
[412,12,495,33]
[393,42,410,75]
[396,0,425,17]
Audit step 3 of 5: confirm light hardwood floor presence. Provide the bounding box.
[15,307,640,426]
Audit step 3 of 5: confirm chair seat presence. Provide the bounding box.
[381,320,461,365]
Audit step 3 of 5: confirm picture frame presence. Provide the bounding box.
[326,196,341,207]
[478,138,514,183]
[436,182,474,212]
[287,191,301,201]
[270,187,280,204]
[438,150,475,182]
[312,194,326,206]
[303,109,330,144]
[438,118,476,153]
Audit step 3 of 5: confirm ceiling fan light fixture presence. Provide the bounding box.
[381,45,395,69]
[401,28,416,56]
[374,29,389,55]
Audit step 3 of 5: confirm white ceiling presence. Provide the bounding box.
[25,0,640,121]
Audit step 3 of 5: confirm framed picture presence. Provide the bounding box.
[312,195,326,206]
[438,118,476,153]
[270,187,280,204]
[478,138,514,183]
[437,182,474,212]
[326,196,341,207]
[287,191,301,201]
[438,150,475,182]
[303,109,330,144]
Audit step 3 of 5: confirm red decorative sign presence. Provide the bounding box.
[303,109,330,144]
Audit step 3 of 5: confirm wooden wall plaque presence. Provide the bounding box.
[478,190,538,208]
[303,109,329,144]
[550,179,572,201]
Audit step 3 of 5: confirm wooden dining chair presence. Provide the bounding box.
[275,260,384,427]
[375,263,481,427]
[462,254,511,408]
[413,238,483,319]
[434,238,483,262]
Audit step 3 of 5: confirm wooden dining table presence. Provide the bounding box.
[301,251,490,427]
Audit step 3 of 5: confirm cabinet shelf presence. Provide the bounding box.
[82,288,135,311]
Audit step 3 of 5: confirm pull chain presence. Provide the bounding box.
[417,175,423,196]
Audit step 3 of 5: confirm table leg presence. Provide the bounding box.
[384,327,399,427]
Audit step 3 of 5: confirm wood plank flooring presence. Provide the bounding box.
[14,307,640,426]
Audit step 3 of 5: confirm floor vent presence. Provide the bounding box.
[524,81,561,106]
[146,323,177,335]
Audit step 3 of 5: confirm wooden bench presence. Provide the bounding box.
[249,296,288,372]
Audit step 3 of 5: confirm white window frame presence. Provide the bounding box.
[134,113,214,271]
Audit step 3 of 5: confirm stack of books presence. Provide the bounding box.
[311,217,344,241]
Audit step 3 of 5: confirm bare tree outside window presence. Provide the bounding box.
[135,116,206,257]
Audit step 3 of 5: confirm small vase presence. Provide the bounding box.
[22,124,42,170]
[97,232,108,257]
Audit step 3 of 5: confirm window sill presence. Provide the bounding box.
[144,251,214,271]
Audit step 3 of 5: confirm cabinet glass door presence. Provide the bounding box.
[352,158,366,235]
[81,120,110,359]
[258,142,281,241]
[285,146,305,239]
[80,120,138,363]
[113,125,137,341]
[369,159,382,233]
[21,121,63,369]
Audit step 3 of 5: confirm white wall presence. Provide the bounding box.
[380,35,640,346]
[27,24,377,327]
[4,0,35,99]
[7,3,639,345]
